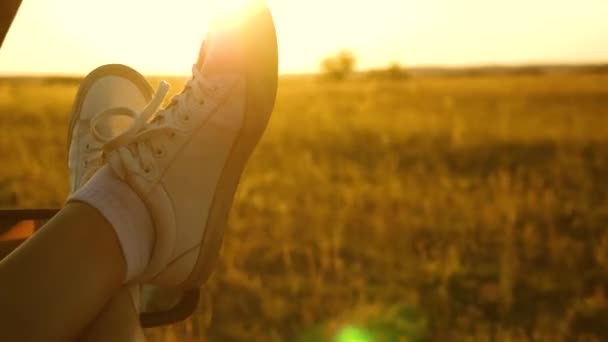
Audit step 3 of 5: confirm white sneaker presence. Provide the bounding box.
[90,2,278,288]
[68,63,202,315]
[67,64,154,193]
[67,64,155,311]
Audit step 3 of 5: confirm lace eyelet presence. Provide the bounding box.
[183,115,190,122]
[85,143,90,150]
[169,132,176,139]
[144,167,151,174]
[154,149,164,157]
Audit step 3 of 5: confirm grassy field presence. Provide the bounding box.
[1,71,608,341]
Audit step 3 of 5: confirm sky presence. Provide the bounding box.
[0,0,606,75]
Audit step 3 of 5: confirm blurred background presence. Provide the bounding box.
[1,0,608,340]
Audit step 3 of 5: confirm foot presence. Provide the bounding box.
[67,64,155,312]
[90,1,278,288]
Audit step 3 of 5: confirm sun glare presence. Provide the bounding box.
[0,0,606,75]
[208,0,266,30]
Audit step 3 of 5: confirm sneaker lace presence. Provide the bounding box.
[90,65,216,179]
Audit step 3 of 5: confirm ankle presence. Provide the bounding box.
[68,166,154,282]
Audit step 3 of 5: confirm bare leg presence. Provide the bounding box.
[0,202,126,341]
[79,287,146,342]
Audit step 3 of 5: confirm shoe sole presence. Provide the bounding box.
[67,64,154,153]
[179,3,279,289]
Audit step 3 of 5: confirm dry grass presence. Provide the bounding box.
[1,72,608,341]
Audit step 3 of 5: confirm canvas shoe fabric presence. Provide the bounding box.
[77,1,278,288]
[67,64,154,194]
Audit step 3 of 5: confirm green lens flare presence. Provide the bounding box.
[335,325,374,342]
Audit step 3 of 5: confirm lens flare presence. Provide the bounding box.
[334,325,374,342]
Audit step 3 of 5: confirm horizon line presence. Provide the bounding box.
[0,60,606,79]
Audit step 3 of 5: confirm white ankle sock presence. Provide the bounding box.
[68,166,154,283]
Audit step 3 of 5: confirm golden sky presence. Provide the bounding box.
[0,0,606,75]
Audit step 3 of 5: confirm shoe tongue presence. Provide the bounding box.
[94,114,135,138]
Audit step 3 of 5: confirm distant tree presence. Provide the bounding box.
[387,61,408,80]
[320,50,356,80]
